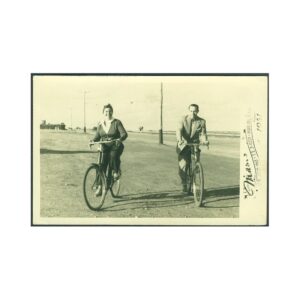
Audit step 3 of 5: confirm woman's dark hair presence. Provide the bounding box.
[103,103,113,113]
[189,104,199,111]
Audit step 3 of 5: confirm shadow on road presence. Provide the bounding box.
[102,190,193,211]
[205,185,239,198]
[203,185,239,208]
[101,186,239,211]
[40,148,93,154]
[121,190,185,200]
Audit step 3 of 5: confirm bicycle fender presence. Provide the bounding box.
[90,163,100,169]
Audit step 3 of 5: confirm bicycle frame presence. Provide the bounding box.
[186,143,206,165]
[90,140,117,169]
[184,143,208,206]
[90,139,121,185]
[97,150,104,167]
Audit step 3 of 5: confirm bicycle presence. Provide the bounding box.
[83,140,121,211]
[185,142,209,207]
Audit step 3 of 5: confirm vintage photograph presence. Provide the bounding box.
[32,74,268,225]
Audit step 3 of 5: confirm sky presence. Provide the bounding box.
[34,75,267,132]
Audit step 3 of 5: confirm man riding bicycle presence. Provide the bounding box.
[176,104,209,193]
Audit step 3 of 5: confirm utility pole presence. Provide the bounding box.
[83,90,88,133]
[70,107,73,129]
[159,82,164,144]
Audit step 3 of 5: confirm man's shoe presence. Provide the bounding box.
[113,171,120,180]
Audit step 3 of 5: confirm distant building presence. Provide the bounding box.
[59,123,66,130]
[40,121,66,130]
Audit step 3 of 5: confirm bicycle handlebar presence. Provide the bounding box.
[89,139,120,149]
[185,143,210,150]
[89,140,119,145]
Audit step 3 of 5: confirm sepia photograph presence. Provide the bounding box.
[32,74,268,225]
[5,0,300,299]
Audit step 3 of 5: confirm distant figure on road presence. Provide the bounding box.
[91,104,128,180]
[176,104,209,193]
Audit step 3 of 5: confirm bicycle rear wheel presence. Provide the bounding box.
[110,179,120,198]
[109,169,121,198]
[83,165,107,211]
[193,162,204,207]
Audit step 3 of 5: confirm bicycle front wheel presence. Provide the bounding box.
[186,163,192,194]
[83,165,107,211]
[193,162,204,207]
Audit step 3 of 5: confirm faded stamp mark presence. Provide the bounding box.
[243,112,261,199]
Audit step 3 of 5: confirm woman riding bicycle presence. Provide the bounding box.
[91,103,128,180]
